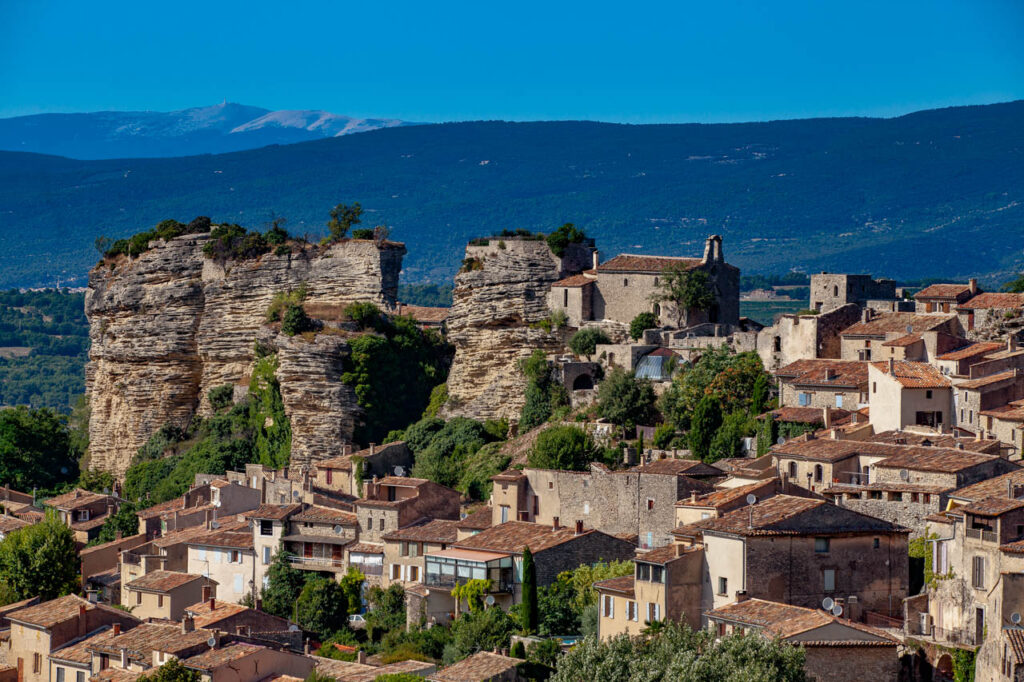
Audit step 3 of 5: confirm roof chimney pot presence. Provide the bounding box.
[592,250,599,271]
[552,517,560,530]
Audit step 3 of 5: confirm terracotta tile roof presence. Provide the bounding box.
[551,274,595,288]
[874,446,1002,473]
[636,543,689,564]
[871,360,951,388]
[396,304,450,323]
[491,469,526,482]
[706,598,897,643]
[629,458,720,476]
[958,370,1019,390]
[152,521,245,548]
[88,622,212,659]
[823,481,950,495]
[950,470,1024,502]
[182,642,264,670]
[958,496,1024,517]
[313,657,435,682]
[347,542,384,554]
[762,407,853,425]
[0,516,31,534]
[841,313,955,337]
[914,283,973,300]
[868,431,999,452]
[376,476,431,487]
[383,519,459,544]
[290,506,358,525]
[209,480,231,488]
[593,575,635,597]
[980,400,1024,422]
[182,600,261,628]
[775,359,869,388]
[771,437,867,462]
[677,479,780,509]
[50,627,119,665]
[936,341,1005,361]
[456,507,493,531]
[125,571,208,593]
[316,455,355,471]
[187,529,253,550]
[428,651,521,682]
[882,334,923,347]
[243,504,302,521]
[6,594,93,629]
[692,494,906,537]
[1006,628,1024,664]
[1000,540,1024,555]
[959,292,1024,310]
[45,488,111,510]
[137,495,198,520]
[92,668,142,682]
[455,521,597,553]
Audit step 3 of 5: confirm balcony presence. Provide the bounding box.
[289,555,348,572]
[905,620,980,647]
[424,573,514,593]
[966,527,997,543]
[350,562,384,576]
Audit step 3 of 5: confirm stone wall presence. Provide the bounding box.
[757,304,861,371]
[809,274,896,313]
[802,646,898,682]
[86,234,404,477]
[533,531,636,586]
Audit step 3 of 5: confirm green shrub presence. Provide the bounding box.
[281,304,316,336]
[569,328,611,359]
[207,385,234,412]
[351,228,375,240]
[345,302,386,331]
[546,223,587,258]
[202,223,271,261]
[529,425,594,471]
[266,285,308,323]
[652,423,675,449]
[629,312,658,340]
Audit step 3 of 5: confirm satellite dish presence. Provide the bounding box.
[333,525,343,534]
[906,325,913,335]
[485,595,496,606]
[1013,613,1022,625]
[288,624,300,632]
[292,490,300,499]
[822,597,834,611]
[60,467,69,475]
[211,521,219,529]
[776,437,786,445]
[102,487,110,495]
[207,637,217,648]
[831,604,843,617]
[899,469,910,481]
[745,494,757,506]
[394,466,406,477]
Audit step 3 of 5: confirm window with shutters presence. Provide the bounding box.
[647,602,660,622]
[136,590,142,605]
[158,595,164,608]
[603,595,614,618]
[627,601,637,621]
[77,672,85,682]
[260,520,273,536]
[972,555,985,589]
[33,654,41,674]
[57,668,65,682]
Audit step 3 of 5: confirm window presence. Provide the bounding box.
[584,502,590,515]
[647,602,661,622]
[136,590,142,605]
[100,655,109,671]
[823,569,836,592]
[700,512,711,520]
[326,469,333,485]
[157,594,164,608]
[835,395,843,408]
[627,601,638,621]
[972,555,985,589]
[788,462,797,478]
[391,564,401,580]
[873,382,877,394]
[77,672,85,682]
[814,465,823,483]
[379,518,385,531]
[603,595,614,618]
[500,506,509,523]
[798,392,811,406]
[401,542,409,557]
[260,520,273,536]
[925,390,933,399]
[869,491,882,500]
[57,669,65,682]
[814,537,830,553]
[647,499,654,511]
[911,493,919,503]
[230,550,241,563]
[717,577,728,596]
[623,278,628,287]
[637,563,651,581]
[923,494,931,504]
[563,289,568,307]
[873,538,880,549]
[33,654,41,674]
[651,566,664,583]
[548,481,553,489]
[234,573,244,593]
[263,546,271,564]
[77,510,90,522]
[409,566,419,581]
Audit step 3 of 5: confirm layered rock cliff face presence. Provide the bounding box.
[86,234,403,477]
[442,238,593,422]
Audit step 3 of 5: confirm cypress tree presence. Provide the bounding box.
[521,546,538,633]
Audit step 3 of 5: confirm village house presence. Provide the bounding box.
[85,622,217,677]
[956,291,1024,333]
[122,571,216,621]
[868,359,952,433]
[774,359,868,410]
[180,641,314,682]
[914,281,980,314]
[705,598,900,681]
[186,528,258,605]
[279,505,358,576]
[314,655,436,681]
[313,442,413,498]
[410,520,635,625]
[489,460,718,550]
[548,235,740,331]
[676,495,909,617]
[809,273,898,313]
[756,304,863,372]
[934,340,1007,378]
[243,504,302,584]
[426,651,522,682]
[182,599,294,643]
[382,518,459,587]
[48,625,119,682]
[454,508,492,541]
[674,478,796,527]
[44,489,121,545]
[137,482,260,539]
[2,595,140,682]
[594,543,704,640]
[980,400,1024,457]
[954,369,1024,439]
[838,310,962,362]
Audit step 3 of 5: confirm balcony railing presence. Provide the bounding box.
[290,555,345,569]
[905,621,980,646]
[424,574,514,593]
[966,527,997,543]
[350,562,384,576]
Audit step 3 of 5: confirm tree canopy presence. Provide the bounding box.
[327,203,363,241]
[0,406,78,492]
[0,511,79,602]
[652,266,715,328]
[569,328,611,359]
[528,425,594,471]
[596,368,656,432]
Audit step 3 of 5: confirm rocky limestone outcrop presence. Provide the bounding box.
[442,238,593,422]
[86,234,404,477]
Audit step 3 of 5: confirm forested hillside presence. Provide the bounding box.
[0,101,1022,288]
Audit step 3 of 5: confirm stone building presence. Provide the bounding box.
[956,292,1024,335]
[312,441,413,498]
[955,369,1024,438]
[868,360,953,433]
[137,481,261,539]
[121,571,214,621]
[839,310,962,362]
[809,273,898,313]
[774,359,868,410]
[548,235,740,330]
[381,518,459,587]
[490,460,719,549]
[755,304,862,372]
[185,527,258,605]
[705,598,900,681]
[914,281,979,314]
[935,340,1007,378]
[677,495,909,617]
[280,505,358,576]
[44,489,121,546]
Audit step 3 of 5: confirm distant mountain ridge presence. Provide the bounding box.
[0,100,1021,289]
[0,102,419,159]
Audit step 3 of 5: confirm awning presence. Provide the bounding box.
[426,547,510,562]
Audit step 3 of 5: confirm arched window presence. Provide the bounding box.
[814,465,823,483]
[653,303,661,317]
[833,285,839,297]
[623,278,629,287]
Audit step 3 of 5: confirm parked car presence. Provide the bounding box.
[348,613,366,629]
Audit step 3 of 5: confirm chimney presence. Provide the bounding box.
[712,235,723,262]
[304,639,310,656]
[1010,479,1015,500]
[575,520,583,535]
[888,358,895,375]
[690,491,697,504]
[552,517,560,530]
[703,236,714,262]
[79,604,87,617]
[182,615,194,633]
[209,597,216,611]
[592,250,599,271]
[735,590,749,603]
[113,623,121,636]
[862,308,872,323]
[369,443,376,457]
[120,648,128,668]
[822,407,832,429]
[357,650,367,664]
[969,278,978,295]
[1010,336,1018,352]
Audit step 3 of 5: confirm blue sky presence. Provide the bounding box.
[1,0,1022,123]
